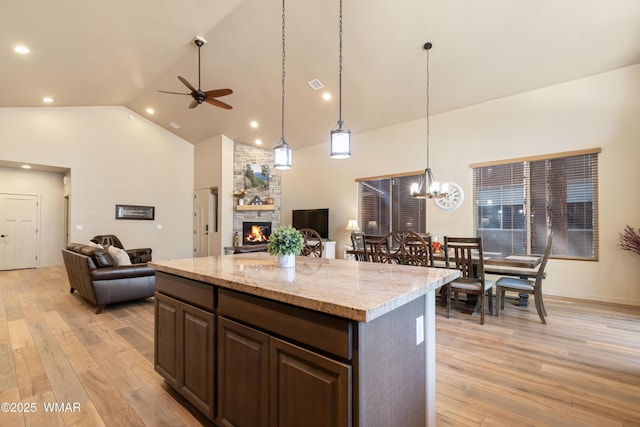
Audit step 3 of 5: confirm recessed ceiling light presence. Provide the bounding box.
[42,97,54,103]
[255,139,262,145]
[322,92,332,101]
[21,165,32,169]
[14,46,30,54]
[146,108,155,115]
[250,121,258,128]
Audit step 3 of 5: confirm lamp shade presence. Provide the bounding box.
[345,219,359,231]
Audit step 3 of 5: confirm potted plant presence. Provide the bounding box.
[267,225,304,268]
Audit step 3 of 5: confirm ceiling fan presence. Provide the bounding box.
[158,37,233,110]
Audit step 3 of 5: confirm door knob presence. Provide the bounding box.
[0,234,7,238]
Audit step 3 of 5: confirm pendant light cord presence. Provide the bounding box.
[281,0,286,141]
[425,43,431,169]
[338,0,343,125]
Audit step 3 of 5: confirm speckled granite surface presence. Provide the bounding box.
[151,253,459,322]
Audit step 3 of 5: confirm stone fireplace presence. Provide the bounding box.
[242,222,271,245]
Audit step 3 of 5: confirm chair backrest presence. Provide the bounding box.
[535,234,553,288]
[299,228,323,257]
[363,234,389,263]
[387,230,434,267]
[444,236,485,282]
[350,232,368,261]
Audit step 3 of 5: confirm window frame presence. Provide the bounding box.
[471,148,600,261]
[356,170,427,236]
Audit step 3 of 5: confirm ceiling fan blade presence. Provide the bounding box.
[205,98,233,110]
[205,89,233,98]
[178,76,198,92]
[188,99,199,109]
[157,90,190,95]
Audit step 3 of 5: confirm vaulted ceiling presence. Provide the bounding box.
[3,0,640,151]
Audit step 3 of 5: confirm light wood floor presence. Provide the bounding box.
[1,266,639,426]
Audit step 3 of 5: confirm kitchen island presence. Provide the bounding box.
[150,253,459,426]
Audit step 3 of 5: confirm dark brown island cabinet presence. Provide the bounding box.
[151,254,459,427]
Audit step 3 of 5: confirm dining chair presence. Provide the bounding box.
[495,234,553,324]
[299,228,323,257]
[363,234,389,263]
[444,236,493,325]
[387,230,434,266]
[349,232,368,261]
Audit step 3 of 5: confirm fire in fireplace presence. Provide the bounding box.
[242,222,271,245]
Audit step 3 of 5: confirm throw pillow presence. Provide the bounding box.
[87,241,104,249]
[108,245,132,266]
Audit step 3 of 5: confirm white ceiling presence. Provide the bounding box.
[3,0,640,151]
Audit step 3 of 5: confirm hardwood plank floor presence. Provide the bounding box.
[1,266,639,426]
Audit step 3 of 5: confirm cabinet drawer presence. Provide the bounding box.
[156,272,214,311]
[218,288,353,360]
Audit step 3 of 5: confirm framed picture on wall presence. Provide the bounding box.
[244,164,269,189]
[115,204,155,220]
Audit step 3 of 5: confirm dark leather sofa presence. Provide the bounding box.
[62,243,155,313]
[90,234,152,264]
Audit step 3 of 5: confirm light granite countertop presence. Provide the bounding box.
[150,253,460,322]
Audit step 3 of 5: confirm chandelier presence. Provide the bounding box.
[410,42,449,199]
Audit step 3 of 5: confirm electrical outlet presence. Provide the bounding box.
[416,315,424,345]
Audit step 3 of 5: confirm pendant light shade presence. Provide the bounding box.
[274,138,292,170]
[411,42,450,199]
[330,0,351,159]
[330,121,351,159]
[273,0,292,170]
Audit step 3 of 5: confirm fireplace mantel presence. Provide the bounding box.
[236,205,275,211]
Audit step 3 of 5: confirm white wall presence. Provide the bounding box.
[194,134,235,255]
[0,168,66,267]
[0,106,194,262]
[283,65,640,306]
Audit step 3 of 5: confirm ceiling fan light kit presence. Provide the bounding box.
[157,37,233,110]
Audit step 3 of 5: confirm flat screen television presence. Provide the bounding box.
[292,208,329,239]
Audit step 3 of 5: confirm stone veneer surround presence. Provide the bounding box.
[233,142,281,240]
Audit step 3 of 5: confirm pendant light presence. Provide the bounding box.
[411,42,449,199]
[274,0,292,170]
[330,0,351,159]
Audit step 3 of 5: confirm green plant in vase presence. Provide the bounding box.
[267,225,304,267]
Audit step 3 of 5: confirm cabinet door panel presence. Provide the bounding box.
[154,293,179,388]
[270,337,351,427]
[217,317,269,427]
[181,303,215,419]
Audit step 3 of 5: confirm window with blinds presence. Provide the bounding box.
[472,149,600,260]
[357,172,426,235]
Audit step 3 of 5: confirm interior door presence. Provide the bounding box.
[0,193,39,270]
[194,188,212,257]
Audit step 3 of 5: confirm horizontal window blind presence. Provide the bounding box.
[473,150,599,260]
[358,173,426,236]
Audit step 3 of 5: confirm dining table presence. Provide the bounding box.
[432,250,543,306]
